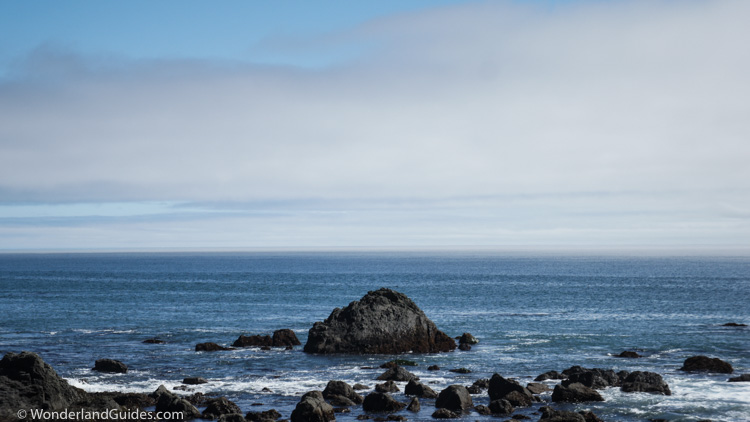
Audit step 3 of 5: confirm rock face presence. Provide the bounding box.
[551,383,604,403]
[303,288,456,354]
[435,385,473,411]
[233,329,301,348]
[680,356,734,374]
[620,371,671,395]
[290,391,335,422]
[93,359,128,374]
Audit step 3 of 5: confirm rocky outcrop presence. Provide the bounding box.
[404,379,438,398]
[680,356,733,374]
[303,288,456,354]
[620,371,671,395]
[93,359,128,373]
[202,397,242,420]
[322,381,363,404]
[233,329,301,348]
[362,392,405,412]
[435,385,473,411]
[551,383,604,403]
[290,391,335,422]
[195,342,234,352]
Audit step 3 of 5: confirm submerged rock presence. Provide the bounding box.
[407,397,420,412]
[535,370,566,381]
[432,408,460,418]
[680,356,734,374]
[183,377,208,385]
[195,342,234,352]
[728,374,750,382]
[722,322,747,327]
[290,391,335,422]
[303,288,456,354]
[616,351,642,358]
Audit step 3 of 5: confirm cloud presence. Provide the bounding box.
[1,0,749,249]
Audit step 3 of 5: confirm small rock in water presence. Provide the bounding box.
[432,408,459,419]
[195,342,233,352]
[375,380,400,393]
[362,392,406,412]
[458,333,479,344]
[728,374,750,382]
[551,383,604,403]
[722,322,747,327]
[458,343,471,351]
[680,355,734,374]
[182,377,208,385]
[449,367,471,374]
[435,385,473,411]
[377,366,419,381]
[290,391,335,422]
[427,365,441,371]
[93,359,128,374]
[534,370,565,381]
[615,350,642,358]
[143,338,166,344]
[407,397,420,412]
[620,371,671,395]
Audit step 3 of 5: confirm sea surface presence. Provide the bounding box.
[1,252,749,421]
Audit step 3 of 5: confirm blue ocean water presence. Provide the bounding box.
[0,252,748,421]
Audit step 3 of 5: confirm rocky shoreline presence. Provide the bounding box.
[2,289,747,422]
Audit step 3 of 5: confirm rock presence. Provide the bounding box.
[143,338,166,344]
[680,356,733,374]
[377,366,418,382]
[526,382,550,394]
[534,370,565,381]
[105,392,155,409]
[435,385,473,411]
[722,322,747,327]
[404,379,438,398]
[290,391,335,422]
[155,389,201,419]
[474,405,491,415]
[381,359,418,368]
[561,367,620,389]
[353,383,370,390]
[92,358,128,374]
[202,397,242,420]
[327,395,357,406]
[303,288,456,354]
[272,329,302,347]
[219,414,247,422]
[375,381,399,393]
[195,342,233,352]
[448,368,471,374]
[539,406,586,422]
[728,374,750,382]
[431,408,459,418]
[488,399,514,415]
[616,351,642,358]
[458,343,471,351]
[620,371,671,395]
[427,365,440,371]
[551,383,604,403]
[407,397,420,412]
[323,380,364,404]
[246,409,282,421]
[488,374,534,402]
[151,385,171,401]
[362,392,406,412]
[579,410,604,422]
[183,377,208,385]
[503,390,532,407]
[458,333,479,345]
[234,334,273,347]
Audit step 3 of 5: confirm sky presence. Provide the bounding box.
[1,0,749,252]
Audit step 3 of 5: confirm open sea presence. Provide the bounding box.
[1,252,748,421]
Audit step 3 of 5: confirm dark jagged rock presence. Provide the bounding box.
[539,406,586,422]
[183,377,208,385]
[616,351,642,358]
[195,342,234,352]
[377,366,418,382]
[155,388,201,419]
[105,392,155,409]
[304,288,456,354]
[353,383,370,390]
[435,385,473,411]
[143,338,166,344]
[272,329,302,347]
[407,397,420,412]
[93,358,128,374]
[405,379,437,398]
[323,380,364,404]
[729,374,750,382]
[620,371,671,395]
[375,381,399,393]
[561,367,620,389]
[526,382,550,394]
[458,333,478,345]
[202,397,242,420]
[534,370,565,381]
[362,392,405,412]
[503,390,532,407]
[185,392,207,406]
[551,383,604,403]
[488,374,534,403]
[432,408,459,418]
[680,356,733,374]
[0,351,96,420]
[488,399,514,415]
[246,409,282,421]
[291,391,335,422]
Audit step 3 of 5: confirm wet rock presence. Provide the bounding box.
[245,409,282,421]
[362,392,406,412]
[403,379,436,398]
[290,391,335,422]
[219,414,247,422]
[503,390,532,407]
[488,399,514,415]
[534,370,565,381]
[551,383,604,403]
[182,377,208,385]
[561,367,620,389]
[195,342,234,352]
[155,389,201,419]
[488,374,534,403]
[448,368,471,374]
[106,392,155,409]
[458,333,479,345]
[474,405,491,415]
[353,383,370,390]
[722,322,747,327]
[381,359,417,368]
[458,343,471,351]
[202,397,242,420]
[620,371,671,395]
[616,351,642,358]
[427,365,441,371]
[431,408,459,418]
[304,288,456,354]
[539,406,586,422]
[327,395,357,406]
[323,380,364,404]
[435,385,473,411]
[185,392,207,406]
[728,374,750,382]
[272,329,302,347]
[579,410,603,422]
[233,334,272,347]
[93,358,128,374]
[680,356,733,374]
[375,381,399,393]
[526,382,550,394]
[407,397,420,412]
[377,366,418,382]
[143,338,166,344]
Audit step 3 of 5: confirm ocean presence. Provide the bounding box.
[1,252,748,421]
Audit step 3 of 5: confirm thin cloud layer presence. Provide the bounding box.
[1,0,749,249]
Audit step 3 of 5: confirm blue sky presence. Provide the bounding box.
[1,0,749,251]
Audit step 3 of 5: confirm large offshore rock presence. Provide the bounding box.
[304,288,456,354]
